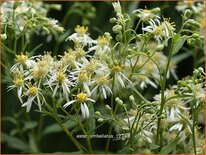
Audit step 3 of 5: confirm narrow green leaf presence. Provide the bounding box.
[172,34,186,56]
[1,132,28,151]
[149,143,160,150]
[23,121,38,131]
[159,137,180,154]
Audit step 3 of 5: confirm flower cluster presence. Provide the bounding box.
[1,1,64,40]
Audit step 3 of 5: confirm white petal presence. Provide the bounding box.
[63,100,76,108]
[81,103,86,118]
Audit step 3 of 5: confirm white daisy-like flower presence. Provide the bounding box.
[10,53,38,73]
[91,74,112,99]
[111,65,131,88]
[44,71,73,102]
[142,19,170,43]
[21,84,43,112]
[71,69,93,95]
[112,1,122,14]
[89,35,110,56]
[63,92,95,118]
[7,72,25,103]
[65,25,93,46]
[133,8,160,22]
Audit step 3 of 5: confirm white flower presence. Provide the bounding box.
[10,53,38,73]
[91,74,112,99]
[21,84,43,112]
[71,69,93,95]
[89,35,110,56]
[111,65,131,88]
[112,1,122,14]
[63,92,95,118]
[142,19,170,43]
[133,8,160,22]
[66,25,93,46]
[44,71,73,102]
[7,72,25,103]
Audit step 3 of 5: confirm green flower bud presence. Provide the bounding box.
[115,97,123,106]
[115,34,122,41]
[95,111,101,116]
[186,19,201,29]
[110,18,117,23]
[198,67,204,73]
[97,118,105,122]
[112,25,122,33]
[1,33,7,40]
[151,7,160,13]
[136,35,141,42]
[105,105,112,111]
[156,44,164,51]
[43,27,50,34]
[129,95,135,101]
[184,9,193,19]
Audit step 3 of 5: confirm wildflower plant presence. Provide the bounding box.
[1,1,205,154]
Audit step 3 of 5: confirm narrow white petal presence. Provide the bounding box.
[81,103,86,118]
[63,100,76,108]
[83,103,89,118]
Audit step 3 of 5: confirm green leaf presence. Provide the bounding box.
[1,132,28,151]
[172,52,192,64]
[28,133,38,153]
[23,121,38,131]
[159,137,180,154]
[149,143,160,150]
[178,113,193,131]
[172,34,186,56]
[42,119,78,136]
[87,103,96,135]
[2,117,17,125]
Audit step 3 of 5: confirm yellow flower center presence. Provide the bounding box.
[75,48,85,59]
[76,92,88,102]
[16,53,28,63]
[97,36,109,46]
[97,77,109,85]
[28,86,38,96]
[33,69,47,79]
[78,71,88,82]
[154,26,163,36]
[13,78,23,87]
[56,72,66,83]
[75,25,88,36]
[62,50,76,64]
[112,65,122,73]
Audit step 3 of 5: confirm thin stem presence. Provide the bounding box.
[155,42,173,150]
[192,98,197,154]
[105,76,115,153]
[77,117,93,153]
[45,102,87,152]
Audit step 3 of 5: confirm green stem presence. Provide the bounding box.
[105,76,115,153]
[192,98,197,154]
[45,103,86,152]
[77,114,93,153]
[156,42,173,150]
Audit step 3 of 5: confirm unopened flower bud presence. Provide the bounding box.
[112,25,122,33]
[156,44,164,51]
[97,118,105,122]
[116,34,122,41]
[115,97,123,106]
[129,95,135,101]
[1,33,7,40]
[95,111,101,116]
[198,67,204,73]
[110,18,117,23]
[105,105,112,111]
[43,27,50,34]
[151,7,160,13]
[184,9,193,19]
